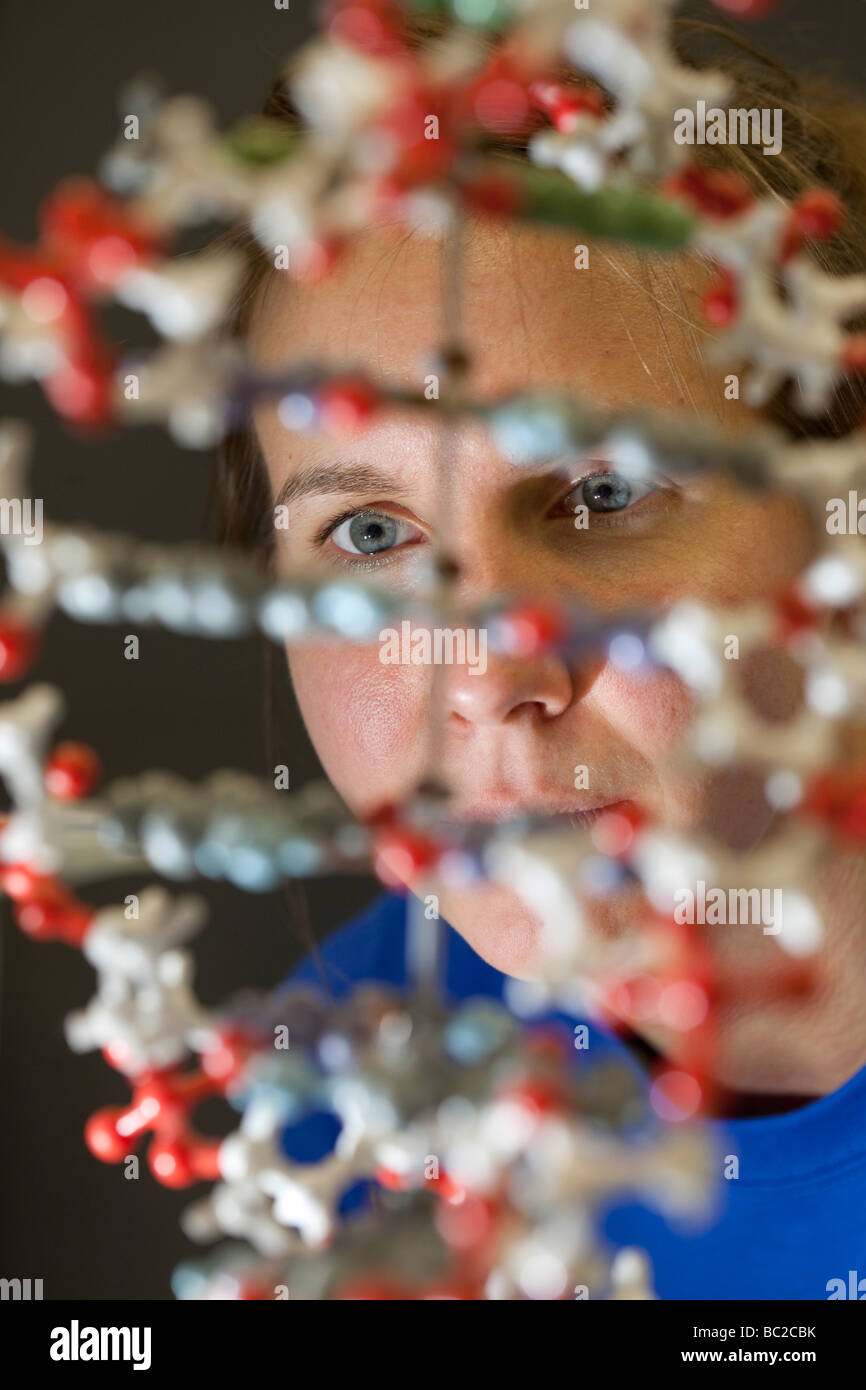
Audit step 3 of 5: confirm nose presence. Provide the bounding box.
[442,651,576,726]
[432,522,595,728]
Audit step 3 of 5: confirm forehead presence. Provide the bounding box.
[248,216,721,418]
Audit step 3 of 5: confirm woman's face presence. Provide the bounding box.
[249,216,816,1051]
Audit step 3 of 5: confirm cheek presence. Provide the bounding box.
[692,492,815,606]
[287,642,430,813]
[589,663,695,752]
[588,663,707,826]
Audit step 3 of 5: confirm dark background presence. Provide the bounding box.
[0,0,863,1300]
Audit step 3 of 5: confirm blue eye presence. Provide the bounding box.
[331,511,421,556]
[571,471,657,514]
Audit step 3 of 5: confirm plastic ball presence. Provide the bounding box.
[149,1138,197,1188]
[279,1107,342,1164]
[85,1107,130,1164]
[44,741,102,799]
[372,826,440,887]
[317,378,379,434]
[0,616,40,681]
[490,603,567,658]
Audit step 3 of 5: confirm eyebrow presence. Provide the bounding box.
[270,450,615,515]
[273,463,410,510]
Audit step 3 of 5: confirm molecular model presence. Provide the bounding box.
[0,0,864,1299]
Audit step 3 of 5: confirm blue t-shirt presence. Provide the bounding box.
[289,891,866,1301]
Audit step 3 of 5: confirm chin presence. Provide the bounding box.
[431,880,550,981]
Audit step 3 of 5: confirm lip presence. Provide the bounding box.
[452,797,637,826]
